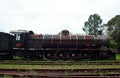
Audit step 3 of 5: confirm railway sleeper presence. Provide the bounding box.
[0,72,120,78]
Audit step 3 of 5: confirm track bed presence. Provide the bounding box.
[0,68,120,78]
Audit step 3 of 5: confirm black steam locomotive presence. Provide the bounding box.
[0,30,116,60]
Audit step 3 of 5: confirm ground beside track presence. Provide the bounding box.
[0,58,120,77]
[0,64,119,69]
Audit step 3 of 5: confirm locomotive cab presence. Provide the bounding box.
[10,30,34,49]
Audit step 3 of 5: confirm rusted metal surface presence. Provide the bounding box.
[29,34,107,40]
[24,30,113,61]
[27,33,110,51]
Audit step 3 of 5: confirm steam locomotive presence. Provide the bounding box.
[0,30,116,60]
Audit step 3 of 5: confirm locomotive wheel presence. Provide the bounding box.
[44,51,56,60]
[0,55,6,60]
[0,55,13,60]
[56,51,68,60]
[23,56,30,60]
[6,54,13,60]
[108,55,115,60]
[30,56,41,60]
[23,55,43,60]
[69,52,80,60]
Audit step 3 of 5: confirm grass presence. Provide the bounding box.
[3,75,12,78]
[0,54,119,70]
[116,53,120,60]
[0,64,119,69]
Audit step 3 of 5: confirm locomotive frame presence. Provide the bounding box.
[0,30,116,60]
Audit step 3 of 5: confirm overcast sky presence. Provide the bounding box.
[0,0,120,34]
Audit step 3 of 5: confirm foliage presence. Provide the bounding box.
[116,54,120,60]
[110,40,117,51]
[83,13,103,35]
[107,15,120,27]
[0,64,119,69]
[106,15,120,53]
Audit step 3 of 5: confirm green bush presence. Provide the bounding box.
[116,54,120,60]
[110,40,117,51]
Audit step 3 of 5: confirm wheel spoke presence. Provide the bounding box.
[56,51,68,60]
[44,51,56,60]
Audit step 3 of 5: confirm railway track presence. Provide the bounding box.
[0,60,119,77]
[0,68,120,78]
[0,60,120,65]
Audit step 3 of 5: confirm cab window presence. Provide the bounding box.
[16,34,21,40]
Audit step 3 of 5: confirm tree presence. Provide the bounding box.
[83,13,103,35]
[106,15,120,53]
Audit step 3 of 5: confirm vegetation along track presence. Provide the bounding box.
[0,60,120,65]
[0,60,120,77]
[0,68,120,78]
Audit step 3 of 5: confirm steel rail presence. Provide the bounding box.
[0,60,120,65]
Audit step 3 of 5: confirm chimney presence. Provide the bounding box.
[61,30,69,35]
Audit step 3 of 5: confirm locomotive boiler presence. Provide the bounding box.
[9,30,116,60]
